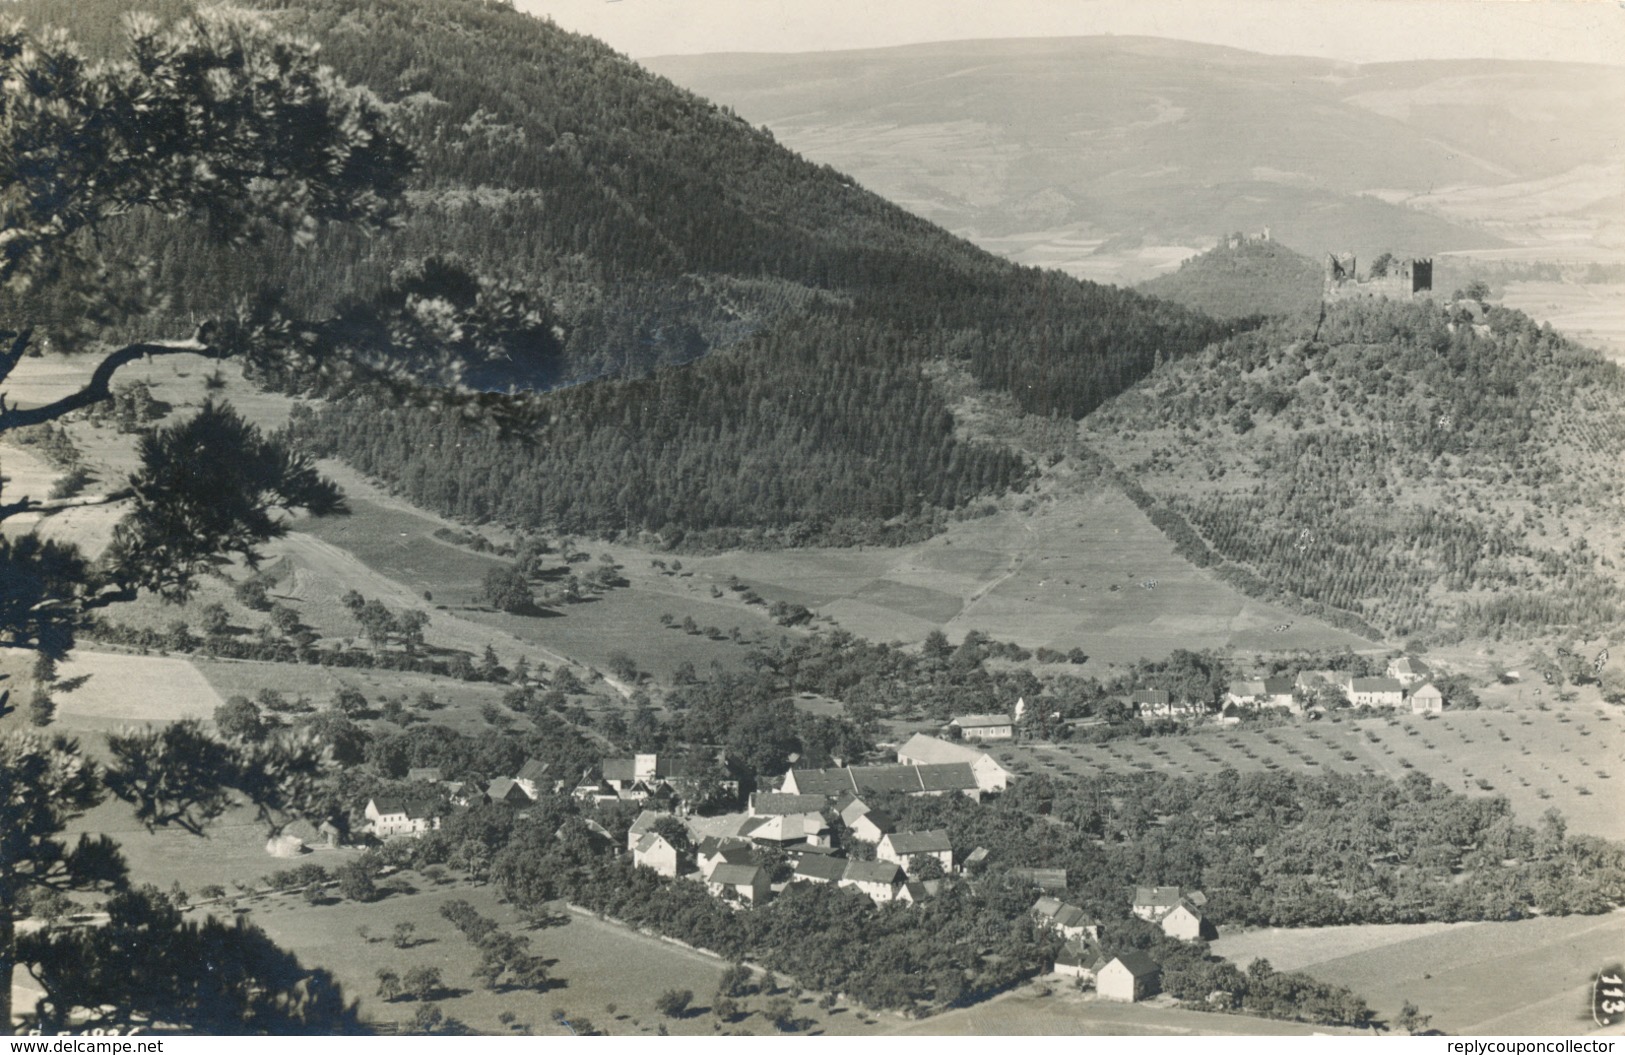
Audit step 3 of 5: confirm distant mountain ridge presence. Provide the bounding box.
[647,37,1625,283]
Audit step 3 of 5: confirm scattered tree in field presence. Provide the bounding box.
[336,863,379,903]
[376,968,402,1002]
[199,603,231,637]
[1395,1000,1432,1035]
[391,921,416,948]
[214,695,267,743]
[403,965,442,1002]
[480,564,533,613]
[655,988,692,1018]
[27,689,55,727]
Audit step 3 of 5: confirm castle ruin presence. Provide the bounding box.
[1323,253,1432,302]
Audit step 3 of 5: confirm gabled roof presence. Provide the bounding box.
[697,834,751,857]
[1012,867,1068,891]
[838,795,872,825]
[1130,689,1170,706]
[629,810,668,837]
[1032,895,1064,917]
[1227,680,1266,697]
[1133,885,1185,908]
[852,809,896,836]
[406,766,444,783]
[899,880,932,902]
[750,792,828,816]
[601,757,636,783]
[635,832,674,854]
[1410,681,1444,697]
[1164,901,1203,920]
[370,796,439,820]
[792,855,847,882]
[708,862,765,887]
[916,763,978,793]
[1055,943,1092,968]
[883,829,951,854]
[1109,951,1161,978]
[1263,676,1296,696]
[739,813,823,843]
[842,859,902,885]
[897,733,983,766]
[951,713,1013,729]
[515,758,549,783]
[486,777,528,803]
[1390,656,1431,675]
[1350,677,1404,693]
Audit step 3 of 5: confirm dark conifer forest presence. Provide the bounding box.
[6,0,1233,545]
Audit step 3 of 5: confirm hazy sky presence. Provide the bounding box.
[513,0,1625,65]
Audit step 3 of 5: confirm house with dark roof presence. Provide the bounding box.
[1097,952,1161,1002]
[1031,896,1100,942]
[749,792,827,816]
[791,854,848,885]
[847,808,896,844]
[1159,901,1210,941]
[514,758,549,799]
[1131,886,1205,922]
[781,763,980,799]
[696,836,754,876]
[840,859,904,904]
[706,861,770,904]
[1053,943,1096,981]
[1348,677,1405,708]
[877,830,953,875]
[486,777,533,807]
[1011,867,1068,892]
[364,796,440,839]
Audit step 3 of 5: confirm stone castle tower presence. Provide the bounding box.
[1324,253,1432,302]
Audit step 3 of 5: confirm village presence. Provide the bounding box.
[348,653,1448,1006]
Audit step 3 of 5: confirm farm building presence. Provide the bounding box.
[282,817,342,851]
[1053,944,1097,981]
[1032,896,1100,942]
[627,809,671,850]
[1409,682,1444,714]
[840,859,903,904]
[1097,952,1161,1003]
[1132,886,1205,922]
[878,830,953,875]
[1224,677,1297,711]
[847,808,896,844]
[1159,902,1209,941]
[950,713,1014,740]
[706,861,770,904]
[363,796,440,839]
[513,758,549,799]
[780,762,979,799]
[739,811,831,847]
[696,836,754,876]
[791,854,848,885]
[486,777,533,807]
[1386,655,1433,686]
[895,733,1014,792]
[1347,677,1405,708]
[1011,867,1068,892]
[896,880,938,904]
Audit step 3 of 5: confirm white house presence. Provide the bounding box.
[513,758,549,800]
[1386,656,1433,687]
[895,733,1014,793]
[363,796,440,839]
[1347,677,1405,708]
[696,835,753,877]
[878,830,953,875]
[633,832,681,877]
[791,855,847,885]
[1032,896,1099,942]
[627,809,670,851]
[1097,953,1161,1002]
[1159,902,1207,941]
[840,859,903,904]
[1132,886,1204,922]
[950,713,1014,741]
[847,808,896,844]
[706,861,769,904]
[1409,682,1444,714]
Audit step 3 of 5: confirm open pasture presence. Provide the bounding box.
[711,485,1371,665]
[895,984,1362,1036]
[0,647,221,731]
[1498,280,1625,364]
[1213,911,1625,1035]
[1004,702,1625,839]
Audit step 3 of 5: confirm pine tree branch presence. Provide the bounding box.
[0,331,214,434]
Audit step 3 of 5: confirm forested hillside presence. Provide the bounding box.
[1084,298,1625,641]
[1138,239,1324,321]
[10,0,1232,545]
